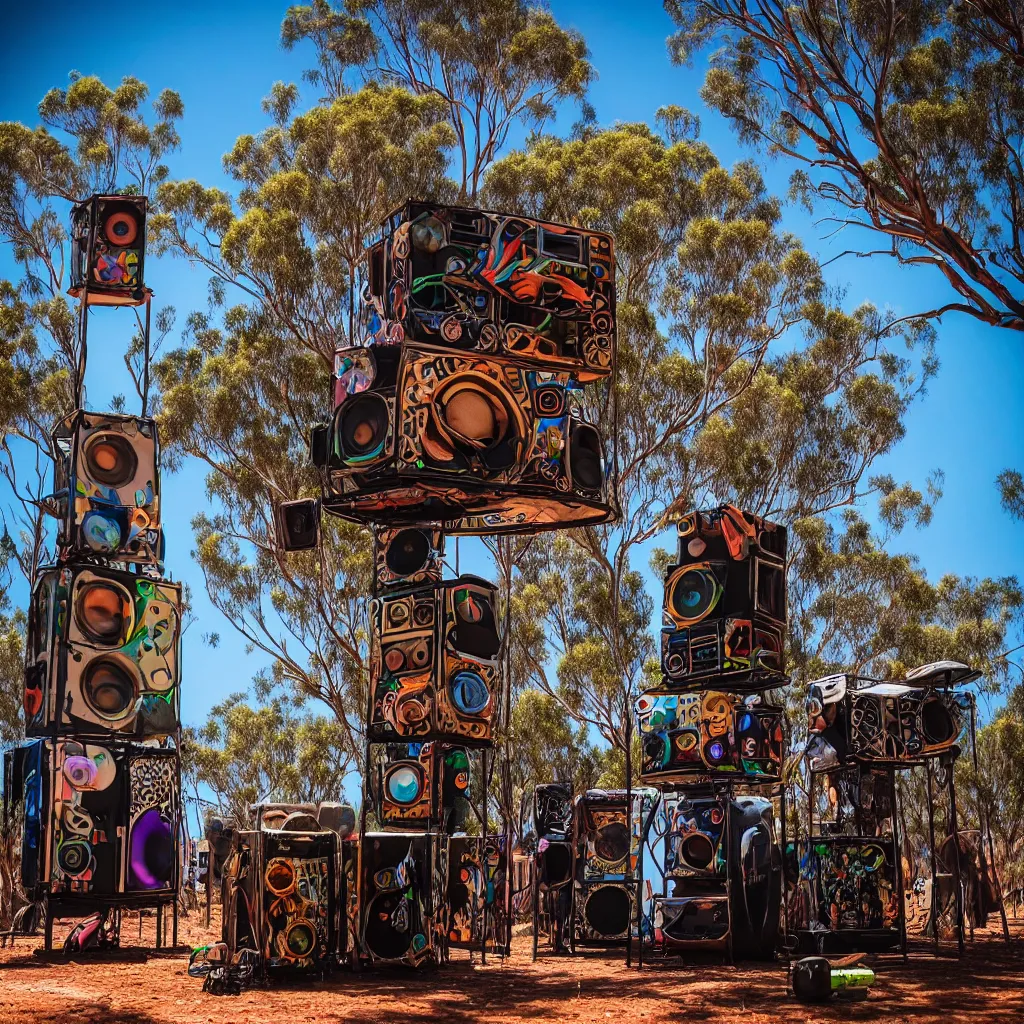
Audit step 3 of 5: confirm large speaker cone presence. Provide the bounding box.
[921,698,955,745]
[449,671,490,715]
[338,394,388,462]
[423,373,523,470]
[284,920,317,957]
[83,433,138,487]
[103,209,140,246]
[82,659,137,719]
[57,839,92,876]
[127,808,173,889]
[75,582,131,645]
[384,763,424,806]
[568,422,603,492]
[680,833,715,870]
[386,528,431,577]
[666,564,722,626]
[593,822,629,864]
[584,886,631,937]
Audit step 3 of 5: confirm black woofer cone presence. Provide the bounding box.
[84,433,138,487]
[82,658,137,719]
[584,886,631,937]
[681,833,715,870]
[386,528,430,577]
[338,394,388,460]
[365,892,414,960]
[921,698,955,744]
[540,843,572,886]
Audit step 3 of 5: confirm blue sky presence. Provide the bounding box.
[2,0,1023,748]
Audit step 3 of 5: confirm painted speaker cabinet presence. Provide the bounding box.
[69,194,148,305]
[51,411,163,567]
[24,563,181,740]
[660,505,786,690]
[5,738,179,905]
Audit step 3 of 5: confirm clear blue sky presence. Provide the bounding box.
[2,0,1022,741]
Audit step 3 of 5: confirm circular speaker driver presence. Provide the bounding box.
[584,886,631,938]
[921,698,955,745]
[75,582,130,645]
[57,839,92,876]
[82,659,137,720]
[84,433,138,487]
[680,833,715,870]
[593,822,629,864]
[667,566,722,626]
[103,210,139,246]
[284,920,317,957]
[386,529,431,577]
[338,394,388,461]
[384,764,424,806]
[365,892,414,960]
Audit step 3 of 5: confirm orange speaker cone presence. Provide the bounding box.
[103,211,139,246]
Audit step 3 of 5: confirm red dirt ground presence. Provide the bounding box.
[1,911,1022,1023]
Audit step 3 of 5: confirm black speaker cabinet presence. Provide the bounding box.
[534,781,573,840]
[374,525,445,590]
[660,505,786,689]
[576,882,634,944]
[634,690,783,784]
[275,498,320,552]
[657,794,780,958]
[362,200,615,378]
[360,832,437,966]
[806,672,974,771]
[6,738,178,904]
[536,839,574,891]
[445,835,509,951]
[371,742,471,832]
[318,343,610,535]
[369,575,499,745]
[69,194,148,305]
[51,410,163,566]
[24,564,181,740]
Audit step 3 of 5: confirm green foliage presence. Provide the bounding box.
[0,74,183,586]
[281,0,594,195]
[151,82,460,769]
[666,0,1024,331]
[485,117,939,767]
[998,468,1024,521]
[955,693,1024,893]
[182,689,353,826]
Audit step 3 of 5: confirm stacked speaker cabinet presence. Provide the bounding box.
[798,661,980,955]
[531,782,574,956]
[572,790,639,948]
[1,193,182,949]
[633,505,788,963]
[284,201,618,971]
[313,201,616,537]
[219,805,349,975]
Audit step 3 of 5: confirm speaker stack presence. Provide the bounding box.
[795,661,979,954]
[3,195,183,949]
[530,782,574,955]
[633,505,787,962]
[571,789,640,948]
[277,201,616,969]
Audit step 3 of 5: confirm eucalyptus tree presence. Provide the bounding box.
[666,0,1024,332]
